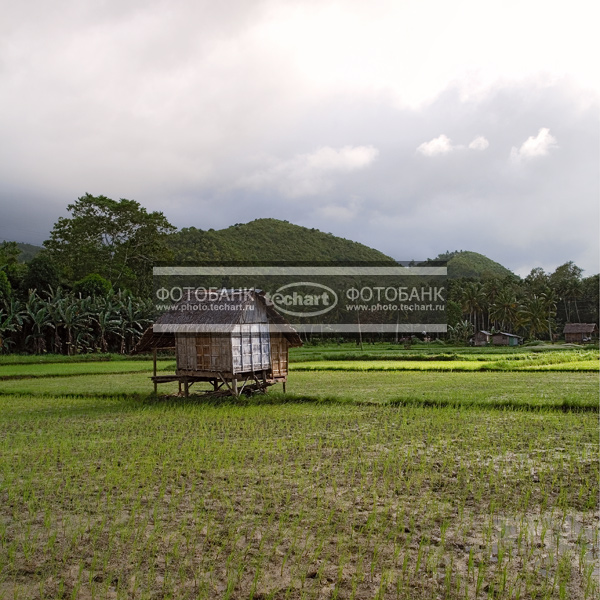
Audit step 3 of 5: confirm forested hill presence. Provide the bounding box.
[0,242,43,263]
[6,220,516,278]
[433,250,514,279]
[168,220,516,279]
[168,218,396,263]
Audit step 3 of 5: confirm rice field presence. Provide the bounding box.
[0,347,598,599]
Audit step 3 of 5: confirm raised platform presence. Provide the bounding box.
[150,371,286,397]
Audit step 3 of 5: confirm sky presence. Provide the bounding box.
[0,0,598,277]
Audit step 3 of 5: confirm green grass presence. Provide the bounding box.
[0,360,176,379]
[0,394,597,599]
[287,371,599,411]
[291,351,599,373]
[0,351,597,599]
[293,360,488,371]
[289,342,596,362]
[0,352,158,366]
[0,368,597,412]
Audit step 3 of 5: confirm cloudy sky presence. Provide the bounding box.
[1,0,598,276]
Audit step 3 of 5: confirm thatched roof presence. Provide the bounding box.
[133,329,175,353]
[563,323,598,334]
[133,289,302,353]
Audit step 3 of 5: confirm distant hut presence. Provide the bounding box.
[133,289,302,397]
[491,332,522,346]
[471,330,492,346]
[563,323,598,344]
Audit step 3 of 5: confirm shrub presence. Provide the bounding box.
[0,271,11,302]
[72,274,112,298]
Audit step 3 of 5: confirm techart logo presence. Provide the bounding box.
[269,282,338,318]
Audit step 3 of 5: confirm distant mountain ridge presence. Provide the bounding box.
[0,241,43,263]
[169,219,515,279]
[6,219,516,280]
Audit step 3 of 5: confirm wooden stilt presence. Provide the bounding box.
[282,381,286,393]
[238,375,250,395]
[217,372,233,394]
[153,348,158,394]
[184,379,189,397]
[232,377,238,398]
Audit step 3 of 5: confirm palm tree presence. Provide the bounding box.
[490,287,519,332]
[462,282,486,331]
[520,295,550,340]
[543,290,557,343]
[482,279,502,329]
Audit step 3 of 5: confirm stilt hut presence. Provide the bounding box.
[491,331,523,346]
[563,323,598,343]
[133,289,302,397]
[471,330,492,346]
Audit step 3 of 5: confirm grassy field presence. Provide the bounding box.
[0,346,598,599]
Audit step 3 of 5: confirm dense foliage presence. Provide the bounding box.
[433,250,514,279]
[169,218,396,263]
[43,193,175,295]
[1,199,598,353]
[0,287,153,355]
[447,264,598,341]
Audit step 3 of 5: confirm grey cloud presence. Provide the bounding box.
[0,1,597,276]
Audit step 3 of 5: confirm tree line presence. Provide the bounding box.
[446,265,598,343]
[0,194,172,354]
[1,194,598,353]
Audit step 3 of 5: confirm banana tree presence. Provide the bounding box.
[24,294,54,354]
[54,295,93,355]
[117,293,153,353]
[92,294,123,352]
[0,299,25,353]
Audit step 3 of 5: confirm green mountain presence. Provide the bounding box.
[169,220,516,280]
[433,250,515,280]
[0,241,43,263]
[169,219,396,263]
[16,242,43,263]
[6,224,516,281]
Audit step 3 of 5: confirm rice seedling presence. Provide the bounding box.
[0,356,597,598]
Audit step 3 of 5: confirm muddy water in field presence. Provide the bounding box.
[489,512,599,578]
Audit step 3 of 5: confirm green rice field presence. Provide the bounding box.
[0,345,598,599]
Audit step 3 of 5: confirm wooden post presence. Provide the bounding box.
[282,381,286,393]
[184,379,189,397]
[357,313,363,350]
[153,348,158,394]
[232,377,238,398]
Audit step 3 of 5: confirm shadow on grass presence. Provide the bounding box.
[139,391,598,413]
[1,390,596,414]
